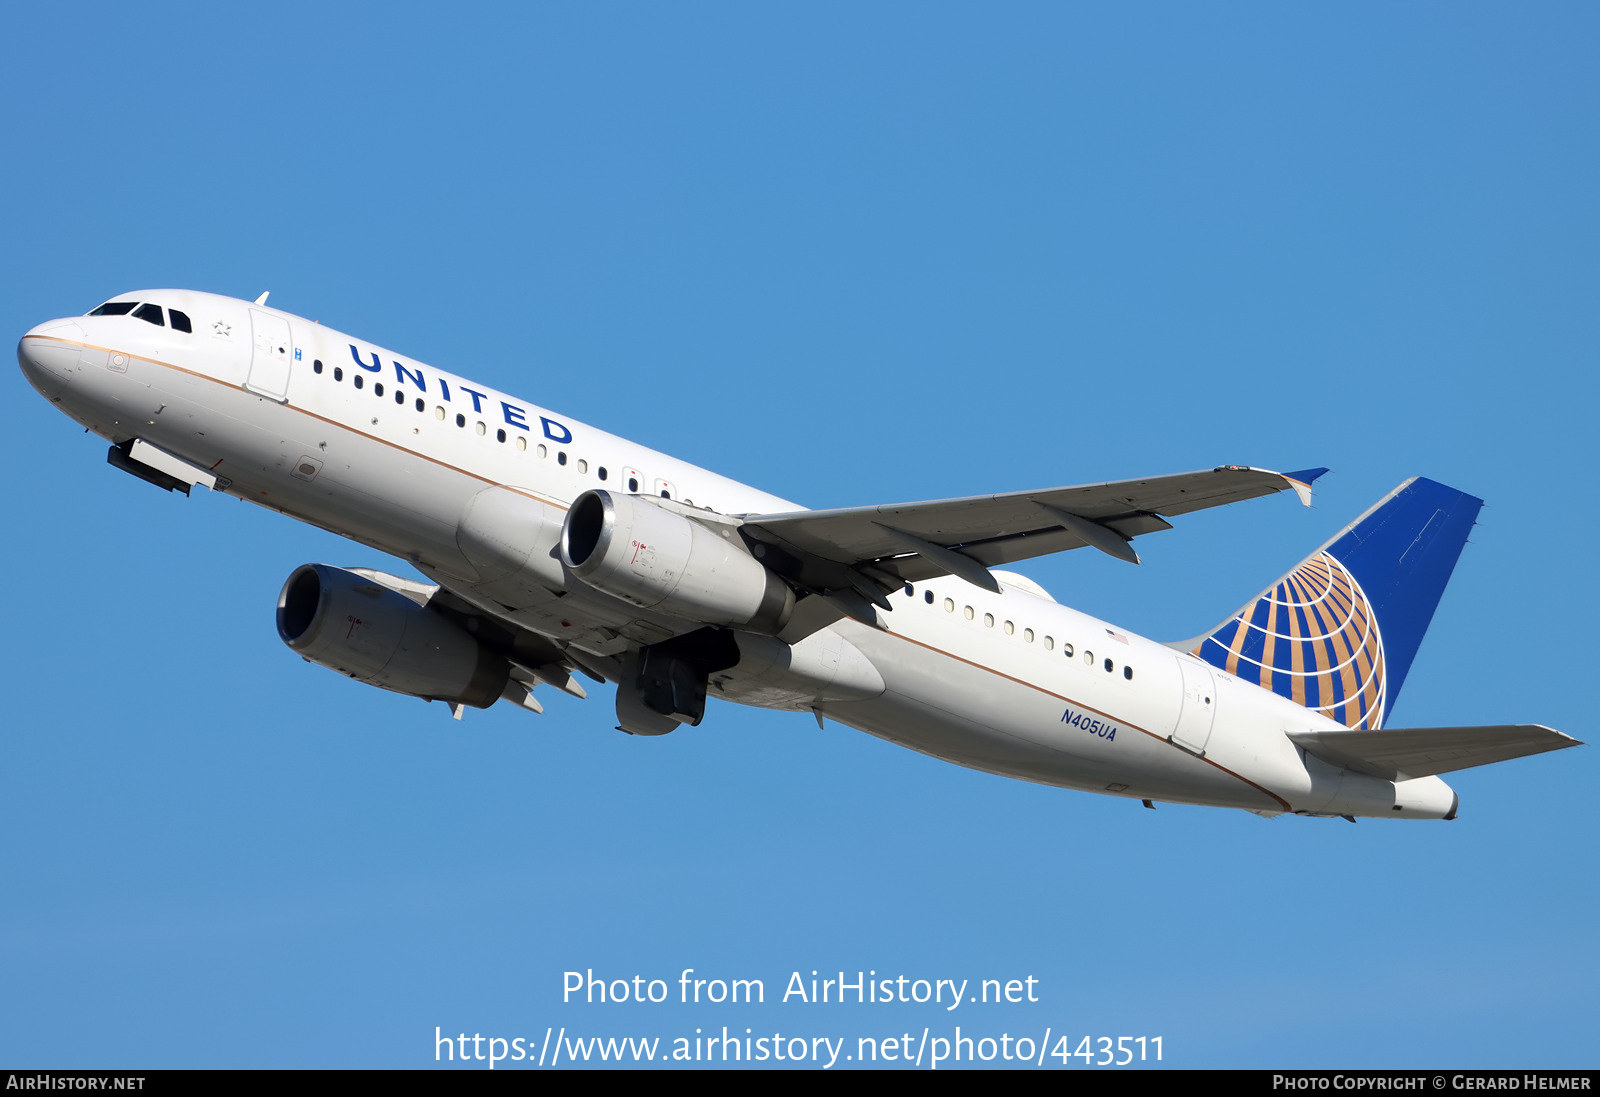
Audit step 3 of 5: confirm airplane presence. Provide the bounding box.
[18,289,1579,820]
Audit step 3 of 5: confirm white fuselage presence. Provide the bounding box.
[19,290,1458,819]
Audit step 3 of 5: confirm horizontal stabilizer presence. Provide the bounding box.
[1289,724,1581,781]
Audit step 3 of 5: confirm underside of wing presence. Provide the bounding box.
[739,466,1325,611]
[1288,724,1582,781]
[414,579,599,704]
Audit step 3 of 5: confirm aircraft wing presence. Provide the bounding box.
[740,466,1325,605]
[1289,724,1582,782]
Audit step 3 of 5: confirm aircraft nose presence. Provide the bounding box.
[17,318,86,400]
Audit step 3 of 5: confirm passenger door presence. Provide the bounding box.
[245,309,294,401]
[1170,657,1218,755]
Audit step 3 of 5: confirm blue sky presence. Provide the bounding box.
[3,2,1594,1069]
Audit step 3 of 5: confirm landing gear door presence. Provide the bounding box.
[246,309,294,401]
[1170,657,1218,755]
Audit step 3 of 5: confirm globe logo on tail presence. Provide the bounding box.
[1194,552,1387,730]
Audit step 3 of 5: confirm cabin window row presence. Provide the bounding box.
[309,357,693,504]
[902,584,1135,680]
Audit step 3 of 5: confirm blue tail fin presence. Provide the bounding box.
[1189,477,1483,729]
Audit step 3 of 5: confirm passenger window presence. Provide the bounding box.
[313,359,323,375]
[1024,628,1033,642]
[558,452,567,466]
[334,367,343,381]
[1124,666,1134,680]
[944,598,954,612]
[456,413,466,427]
[374,382,384,397]
[1084,651,1094,665]
[1004,621,1014,635]
[516,437,527,451]
[1063,643,1073,657]
[577,459,588,474]
[395,391,405,405]
[598,467,608,481]
[168,310,192,333]
[904,585,914,598]
[924,590,934,605]
[435,406,446,420]
[415,398,424,412]
[475,422,486,436]
[628,477,639,492]
[354,375,364,390]
[133,303,164,326]
[983,613,994,628]
[496,428,506,442]
[89,301,137,316]
[1104,658,1114,673]
[1044,636,1054,650]
[964,606,974,621]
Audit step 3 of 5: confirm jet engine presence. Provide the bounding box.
[559,491,794,633]
[276,564,509,708]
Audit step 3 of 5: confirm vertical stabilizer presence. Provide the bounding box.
[1188,478,1483,729]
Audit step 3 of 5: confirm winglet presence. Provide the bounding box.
[254,291,270,306]
[1282,467,1329,507]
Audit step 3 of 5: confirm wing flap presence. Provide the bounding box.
[1289,724,1582,781]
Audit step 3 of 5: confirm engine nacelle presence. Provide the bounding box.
[276,564,509,708]
[560,490,794,633]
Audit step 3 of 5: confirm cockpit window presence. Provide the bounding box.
[133,303,165,326]
[89,301,137,316]
[169,309,192,333]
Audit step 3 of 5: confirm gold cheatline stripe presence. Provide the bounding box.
[45,335,1299,811]
[30,336,572,514]
[882,630,1293,812]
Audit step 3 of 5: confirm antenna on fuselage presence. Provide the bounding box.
[254,291,270,305]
